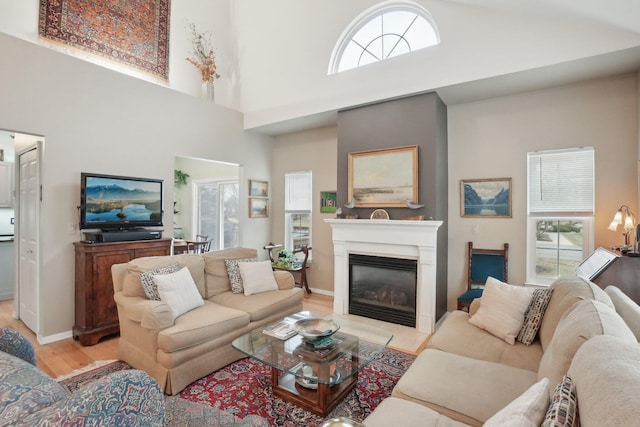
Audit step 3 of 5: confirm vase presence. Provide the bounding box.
[201,81,214,101]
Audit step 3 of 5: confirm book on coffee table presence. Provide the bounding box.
[263,320,297,340]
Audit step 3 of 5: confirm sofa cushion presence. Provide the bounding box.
[157,301,249,353]
[204,248,258,298]
[393,349,538,426]
[604,285,640,341]
[484,378,550,427]
[209,287,304,322]
[542,374,578,427]
[239,261,279,296]
[517,288,553,345]
[139,262,180,300]
[538,277,613,351]
[364,397,471,427]
[427,310,543,372]
[124,255,206,299]
[568,335,640,427]
[0,352,69,425]
[469,277,533,345]
[537,299,636,389]
[155,267,205,319]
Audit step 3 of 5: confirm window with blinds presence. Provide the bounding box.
[285,171,312,252]
[526,147,595,285]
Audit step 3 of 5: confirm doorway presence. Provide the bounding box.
[0,129,43,335]
[174,156,241,250]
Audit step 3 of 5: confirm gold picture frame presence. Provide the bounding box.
[348,145,418,208]
[460,178,512,218]
[249,198,268,218]
[249,180,269,197]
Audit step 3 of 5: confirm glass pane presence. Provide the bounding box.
[404,17,439,49]
[338,41,362,72]
[290,213,311,250]
[353,16,382,46]
[198,184,219,247]
[221,182,239,249]
[384,34,410,58]
[535,220,584,278]
[383,11,417,35]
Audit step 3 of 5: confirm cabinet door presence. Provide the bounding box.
[134,245,170,258]
[0,162,13,207]
[92,251,133,328]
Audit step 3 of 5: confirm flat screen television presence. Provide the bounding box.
[80,172,164,230]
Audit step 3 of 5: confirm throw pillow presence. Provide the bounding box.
[154,267,204,319]
[484,378,550,427]
[238,260,279,296]
[469,276,534,345]
[543,374,579,427]
[517,288,553,345]
[224,258,256,294]
[139,262,180,300]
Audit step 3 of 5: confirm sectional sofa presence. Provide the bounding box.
[364,277,640,426]
[112,247,304,395]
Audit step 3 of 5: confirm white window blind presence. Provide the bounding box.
[285,172,312,211]
[527,147,594,216]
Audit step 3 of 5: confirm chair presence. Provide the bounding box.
[186,239,211,254]
[264,242,312,294]
[457,242,509,312]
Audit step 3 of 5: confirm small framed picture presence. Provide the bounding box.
[249,198,268,218]
[460,178,512,218]
[249,180,269,197]
[320,191,337,213]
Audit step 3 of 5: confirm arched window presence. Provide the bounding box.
[329,2,439,74]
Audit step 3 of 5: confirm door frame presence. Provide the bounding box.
[13,135,43,338]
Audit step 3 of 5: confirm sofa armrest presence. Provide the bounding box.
[114,292,174,330]
[274,270,295,290]
[20,370,165,426]
[0,328,36,366]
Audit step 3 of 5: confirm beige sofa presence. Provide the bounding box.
[365,277,640,426]
[112,247,304,395]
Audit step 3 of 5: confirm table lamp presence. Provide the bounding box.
[608,205,636,251]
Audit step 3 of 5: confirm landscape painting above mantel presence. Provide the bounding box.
[348,145,418,208]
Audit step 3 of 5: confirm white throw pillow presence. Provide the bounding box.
[469,276,534,344]
[484,378,550,427]
[239,260,279,296]
[154,267,204,319]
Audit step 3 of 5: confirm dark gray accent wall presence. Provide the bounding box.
[337,92,449,321]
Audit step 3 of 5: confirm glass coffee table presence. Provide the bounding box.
[232,312,393,417]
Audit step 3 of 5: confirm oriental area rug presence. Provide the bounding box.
[57,348,415,427]
[39,0,170,80]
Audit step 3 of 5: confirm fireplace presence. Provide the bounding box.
[349,254,417,327]
[325,219,442,334]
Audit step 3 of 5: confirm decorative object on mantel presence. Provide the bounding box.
[186,21,221,101]
[344,200,355,209]
[404,215,425,221]
[370,209,390,220]
[608,204,636,251]
[405,199,424,209]
[39,0,170,80]
[348,145,418,208]
[460,178,512,218]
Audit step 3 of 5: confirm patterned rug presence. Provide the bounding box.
[57,348,415,426]
[179,348,415,426]
[39,0,170,80]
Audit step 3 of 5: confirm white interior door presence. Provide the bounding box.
[18,147,39,333]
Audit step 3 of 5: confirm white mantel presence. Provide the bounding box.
[325,219,443,334]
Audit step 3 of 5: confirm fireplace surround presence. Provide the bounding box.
[326,219,442,334]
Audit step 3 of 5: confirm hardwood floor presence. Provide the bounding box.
[0,293,333,378]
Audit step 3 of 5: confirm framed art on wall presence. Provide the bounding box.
[320,191,337,213]
[460,178,512,218]
[348,145,418,208]
[249,180,269,197]
[249,198,268,218]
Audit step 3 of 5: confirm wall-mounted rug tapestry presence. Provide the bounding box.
[39,0,170,80]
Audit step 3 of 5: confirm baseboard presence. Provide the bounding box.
[37,329,73,345]
[308,287,333,297]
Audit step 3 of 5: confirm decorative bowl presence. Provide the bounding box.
[293,318,340,341]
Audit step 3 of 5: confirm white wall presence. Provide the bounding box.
[270,126,338,294]
[0,33,273,342]
[447,74,638,309]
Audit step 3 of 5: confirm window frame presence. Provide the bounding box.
[192,177,239,251]
[284,171,313,255]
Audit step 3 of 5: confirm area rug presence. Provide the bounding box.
[39,0,170,80]
[179,348,415,427]
[56,348,414,426]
